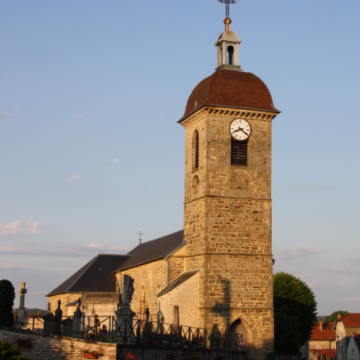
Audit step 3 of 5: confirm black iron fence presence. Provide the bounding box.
[29,315,243,351]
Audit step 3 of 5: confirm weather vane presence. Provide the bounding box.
[218,0,236,19]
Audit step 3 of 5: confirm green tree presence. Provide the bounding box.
[0,340,34,360]
[0,280,15,327]
[274,272,317,354]
[324,311,347,322]
[274,308,301,354]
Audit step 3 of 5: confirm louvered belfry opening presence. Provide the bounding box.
[194,131,199,169]
[231,138,248,166]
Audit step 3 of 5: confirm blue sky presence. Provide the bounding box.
[0,0,359,314]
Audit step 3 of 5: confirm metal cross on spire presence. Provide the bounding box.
[218,0,236,19]
[137,231,143,245]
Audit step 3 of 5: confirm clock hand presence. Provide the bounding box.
[232,128,241,133]
[241,129,249,136]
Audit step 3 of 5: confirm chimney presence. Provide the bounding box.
[338,311,341,319]
[319,318,323,331]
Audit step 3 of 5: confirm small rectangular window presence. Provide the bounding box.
[231,138,248,166]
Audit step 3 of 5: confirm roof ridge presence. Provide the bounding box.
[132,229,183,248]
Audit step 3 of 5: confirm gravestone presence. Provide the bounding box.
[53,300,62,335]
[114,275,135,344]
[43,313,56,335]
[73,298,83,335]
[62,317,73,337]
[156,301,164,335]
[17,282,28,319]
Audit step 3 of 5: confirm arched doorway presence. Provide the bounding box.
[229,319,249,352]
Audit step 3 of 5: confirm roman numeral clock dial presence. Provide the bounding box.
[229,118,252,141]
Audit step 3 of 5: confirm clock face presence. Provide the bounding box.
[229,118,252,141]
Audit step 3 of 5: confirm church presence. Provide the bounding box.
[47,12,279,360]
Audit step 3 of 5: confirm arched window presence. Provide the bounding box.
[193,130,199,170]
[227,46,234,65]
[231,138,248,166]
[173,305,179,326]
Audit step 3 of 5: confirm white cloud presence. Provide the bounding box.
[64,175,87,183]
[0,243,126,257]
[74,113,84,120]
[0,111,12,119]
[274,246,320,261]
[0,221,43,238]
[0,263,16,269]
[113,159,119,163]
[0,111,13,124]
[89,243,103,248]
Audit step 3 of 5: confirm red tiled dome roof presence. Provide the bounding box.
[181,69,279,122]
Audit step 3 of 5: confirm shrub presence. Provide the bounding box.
[0,340,34,360]
[0,280,15,327]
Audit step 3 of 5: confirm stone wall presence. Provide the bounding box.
[0,326,116,360]
[116,260,168,321]
[168,246,187,283]
[117,345,246,360]
[48,293,82,316]
[48,293,119,319]
[0,326,246,360]
[158,271,199,328]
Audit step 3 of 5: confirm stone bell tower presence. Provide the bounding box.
[178,15,280,360]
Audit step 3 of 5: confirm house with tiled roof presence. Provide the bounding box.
[301,319,336,360]
[334,313,360,360]
[346,334,360,360]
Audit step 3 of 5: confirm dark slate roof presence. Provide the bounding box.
[114,230,184,272]
[157,270,199,297]
[179,69,279,123]
[47,254,130,297]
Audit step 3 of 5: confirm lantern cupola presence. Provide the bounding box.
[215,18,242,71]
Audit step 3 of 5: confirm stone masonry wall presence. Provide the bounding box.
[48,293,118,319]
[117,345,247,360]
[0,326,246,360]
[168,256,186,283]
[116,260,168,321]
[0,326,116,360]
[158,271,199,328]
[48,293,82,317]
[181,107,276,360]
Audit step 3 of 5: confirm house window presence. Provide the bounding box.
[231,138,248,166]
